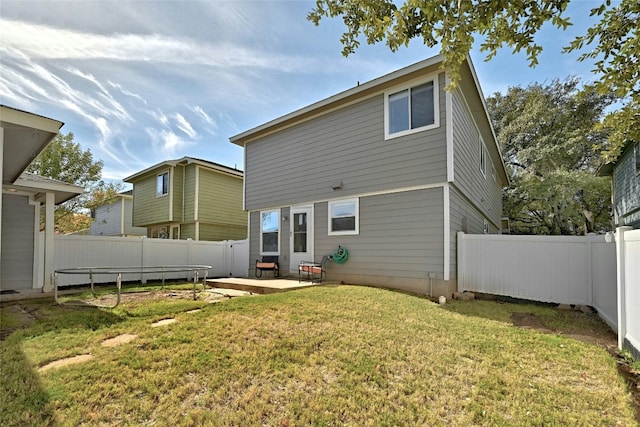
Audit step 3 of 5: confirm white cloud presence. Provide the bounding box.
[174,113,197,139]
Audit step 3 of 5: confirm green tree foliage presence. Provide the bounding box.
[487,78,614,234]
[26,132,122,233]
[308,0,639,159]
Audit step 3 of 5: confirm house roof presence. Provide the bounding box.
[229,55,509,186]
[123,156,243,182]
[597,141,637,176]
[1,104,64,185]
[6,172,84,204]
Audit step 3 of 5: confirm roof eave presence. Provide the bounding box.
[229,55,446,146]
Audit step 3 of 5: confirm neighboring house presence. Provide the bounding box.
[230,55,509,297]
[124,157,246,241]
[89,190,147,237]
[599,141,640,229]
[1,105,83,292]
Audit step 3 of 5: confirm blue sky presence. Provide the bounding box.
[0,0,604,184]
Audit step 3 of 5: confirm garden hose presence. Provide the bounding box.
[332,246,349,264]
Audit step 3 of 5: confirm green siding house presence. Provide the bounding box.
[124,157,246,241]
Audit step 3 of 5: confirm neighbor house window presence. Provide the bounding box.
[156,171,169,197]
[479,137,487,177]
[150,225,168,239]
[260,209,280,254]
[328,198,359,235]
[385,76,439,139]
[636,143,640,174]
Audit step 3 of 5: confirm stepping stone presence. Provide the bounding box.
[185,309,201,314]
[151,318,176,327]
[101,334,138,347]
[38,354,94,372]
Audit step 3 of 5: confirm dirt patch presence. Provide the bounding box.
[38,354,94,372]
[86,289,227,307]
[101,334,138,347]
[0,304,39,340]
[510,312,553,333]
[152,318,176,327]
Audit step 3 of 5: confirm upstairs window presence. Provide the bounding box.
[479,137,487,178]
[385,76,439,139]
[260,209,280,254]
[328,198,359,236]
[156,171,169,197]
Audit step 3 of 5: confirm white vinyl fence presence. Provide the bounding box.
[616,227,640,358]
[457,232,618,329]
[41,235,249,286]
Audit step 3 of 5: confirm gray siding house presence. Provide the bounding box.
[89,190,147,237]
[599,141,640,229]
[230,55,508,297]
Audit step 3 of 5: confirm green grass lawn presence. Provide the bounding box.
[1,285,637,426]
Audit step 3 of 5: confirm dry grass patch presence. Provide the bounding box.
[1,285,637,426]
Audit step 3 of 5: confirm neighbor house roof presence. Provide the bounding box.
[1,104,64,185]
[6,172,84,204]
[229,55,509,186]
[597,141,637,176]
[123,156,243,182]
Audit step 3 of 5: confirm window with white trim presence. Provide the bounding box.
[385,76,439,139]
[156,171,169,197]
[260,209,280,254]
[328,198,359,235]
[479,137,487,177]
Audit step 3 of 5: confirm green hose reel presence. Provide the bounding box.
[332,245,349,264]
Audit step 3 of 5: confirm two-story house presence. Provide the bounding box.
[124,157,246,241]
[89,190,147,237]
[230,55,508,297]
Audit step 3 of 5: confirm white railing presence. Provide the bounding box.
[39,234,249,286]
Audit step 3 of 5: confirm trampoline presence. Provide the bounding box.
[54,265,212,308]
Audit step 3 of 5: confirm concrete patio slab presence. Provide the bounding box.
[206,277,318,294]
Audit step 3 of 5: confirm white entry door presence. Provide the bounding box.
[290,206,313,272]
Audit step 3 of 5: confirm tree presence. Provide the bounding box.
[26,132,123,233]
[486,78,614,234]
[308,0,639,159]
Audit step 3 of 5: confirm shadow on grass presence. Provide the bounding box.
[0,300,126,425]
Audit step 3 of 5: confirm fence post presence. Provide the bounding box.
[140,236,148,284]
[616,226,632,350]
[457,232,466,292]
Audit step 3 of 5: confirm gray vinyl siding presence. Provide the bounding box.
[452,89,502,228]
[1,194,34,290]
[90,200,123,236]
[314,189,445,279]
[612,142,640,228]
[448,186,498,280]
[244,73,447,211]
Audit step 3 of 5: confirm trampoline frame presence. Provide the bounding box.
[53,265,212,308]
